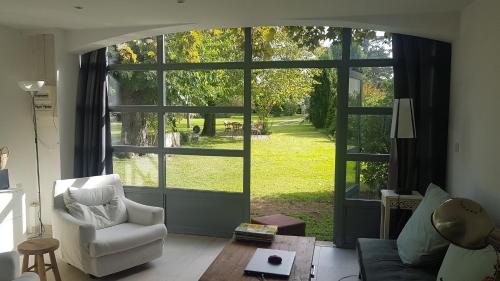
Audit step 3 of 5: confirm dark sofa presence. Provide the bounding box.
[357,238,440,281]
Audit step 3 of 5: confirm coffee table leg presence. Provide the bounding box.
[22,254,29,272]
[49,251,62,281]
[36,254,47,281]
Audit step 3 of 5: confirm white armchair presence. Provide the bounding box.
[52,174,167,277]
[0,251,39,281]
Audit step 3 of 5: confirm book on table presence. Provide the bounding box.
[234,223,278,242]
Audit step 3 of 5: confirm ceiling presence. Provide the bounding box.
[0,0,474,30]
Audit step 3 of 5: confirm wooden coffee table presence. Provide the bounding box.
[199,235,316,281]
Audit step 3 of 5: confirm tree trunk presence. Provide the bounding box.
[186,113,191,128]
[201,101,216,136]
[201,113,216,136]
[121,112,148,147]
[120,88,148,158]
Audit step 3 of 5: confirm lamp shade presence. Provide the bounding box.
[390,98,416,139]
[431,198,495,250]
[18,81,45,92]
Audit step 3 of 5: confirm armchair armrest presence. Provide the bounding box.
[124,198,164,226]
[52,209,96,256]
[0,251,20,280]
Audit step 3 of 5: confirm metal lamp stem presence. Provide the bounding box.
[31,92,44,237]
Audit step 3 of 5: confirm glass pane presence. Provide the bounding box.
[346,161,388,199]
[348,67,394,107]
[166,155,243,192]
[165,70,243,106]
[350,29,392,59]
[347,115,392,154]
[252,68,322,133]
[164,113,243,150]
[252,26,342,61]
[111,112,158,147]
[107,37,157,64]
[165,28,244,63]
[108,71,159,106]
[113,153,158,187]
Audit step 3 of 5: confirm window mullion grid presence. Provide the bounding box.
[347,107,392,115]
[242,27,252,220]
[333,27,352,246]
[157,34,166,190]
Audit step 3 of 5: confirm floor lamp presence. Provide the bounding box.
[18,80,45,237]
[390,98,416,194]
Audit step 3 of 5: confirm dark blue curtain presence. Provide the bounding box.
[388,34,451,238]
[74,48,112,177]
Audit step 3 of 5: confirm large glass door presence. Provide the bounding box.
[334,28,394,247]
[107,30,251,237]
[106,26,394,241]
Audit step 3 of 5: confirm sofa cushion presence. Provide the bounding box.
[64,186,128,229]
[437,244,497,281]
[396,183,451,265]
[357,238,438,281]
[89,223,167,258]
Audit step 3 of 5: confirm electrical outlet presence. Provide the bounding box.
[454,142,460,153]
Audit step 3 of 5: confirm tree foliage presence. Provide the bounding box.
[108,28,394,192]
[308,69,337,135]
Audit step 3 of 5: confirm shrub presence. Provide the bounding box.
[180,132,192,145]
[308,69,337,136]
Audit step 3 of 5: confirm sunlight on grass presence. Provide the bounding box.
[112,114,336,240]
[250,116,335,202]
[166,155,243,192]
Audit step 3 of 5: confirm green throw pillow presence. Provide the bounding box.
[397,183,451,265]
[437,244,497,281]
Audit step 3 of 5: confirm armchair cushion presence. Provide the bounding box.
[89,223,167,258]
[66,185,115,205]
[0,251,19,281]
[64,186,127,229]
[0,252,39,281]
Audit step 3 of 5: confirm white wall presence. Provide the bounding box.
[53,30,79,180]
[65,12,460,53]
[448,0,500,224]
[0,25,61,233]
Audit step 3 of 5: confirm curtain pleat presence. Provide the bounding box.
[74,48,112,177]
[388,34,451,238]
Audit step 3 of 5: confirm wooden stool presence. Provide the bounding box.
[17,238,62,281]
[251,214,306,236]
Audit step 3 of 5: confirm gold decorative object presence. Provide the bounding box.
[0,146,8,170]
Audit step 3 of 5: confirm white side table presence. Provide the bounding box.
[380,189,423,239]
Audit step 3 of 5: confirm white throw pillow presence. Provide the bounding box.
[63,185,128,229]
[397,183,451,265]
[437,244,497,281]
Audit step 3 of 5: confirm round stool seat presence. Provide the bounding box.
[17,238,62,281]
[18,238,59,255]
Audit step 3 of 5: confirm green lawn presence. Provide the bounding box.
[113,114,336,240]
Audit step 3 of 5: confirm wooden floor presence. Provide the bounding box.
[40,234,359,281]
